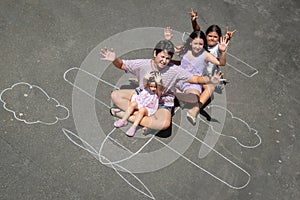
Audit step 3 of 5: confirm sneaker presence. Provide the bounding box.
[114,119,128,128]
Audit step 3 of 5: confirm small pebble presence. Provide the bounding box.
[19,113,23,116]
[276,140,280,143]
[24,94,28,97]
[248,192,251,195]
[267,172,271,176]
[278,113,282,116]
[274,117,277,120]
[278,160,282,163]
[276,130,280,133]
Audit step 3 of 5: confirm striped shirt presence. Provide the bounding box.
[123,59,193,107]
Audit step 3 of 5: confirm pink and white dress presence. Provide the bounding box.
[131,88,159,116]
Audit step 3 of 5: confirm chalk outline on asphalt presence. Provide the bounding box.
[198,105,261,149]
[0,82,69,125]
[63,67,255,191]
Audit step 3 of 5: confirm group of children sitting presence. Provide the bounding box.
[102,9,236,136]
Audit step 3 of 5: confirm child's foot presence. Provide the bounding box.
[126,127,136,137]
[114,119,128,128]
[142,127,148,135]
[187,111,197,126]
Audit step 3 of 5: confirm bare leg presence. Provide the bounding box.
[128,108,171,130]
[185,88,201,117]
[132,107,148,128]
[199,84,215,106]
[121,101,138,122]
[111,89,171,130]
[111,89,134,111]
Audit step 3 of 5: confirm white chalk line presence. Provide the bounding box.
[63,67,254,189]
[63,67,115,110]
[197,105,261,149]
[181,32,259,78]
[0,82,70,125]
[99,127,156,165]
[169,119,251,189]
[62,128,155,200]
[64,68,260,149]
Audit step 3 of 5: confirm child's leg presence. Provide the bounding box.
[132,107,148,128]
[121,101,138,122]
[199,84,215,107]
[126,107,148,137]
[184,88,201,119]
[114,101,138,128]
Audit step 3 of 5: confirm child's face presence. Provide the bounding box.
[190,37,204,54]
[149,82,157,93]
[206,31,219,47]
[154,50,172,69]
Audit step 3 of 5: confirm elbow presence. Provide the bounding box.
[218,60,226,66]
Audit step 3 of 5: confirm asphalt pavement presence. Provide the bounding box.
[1,0,299,199]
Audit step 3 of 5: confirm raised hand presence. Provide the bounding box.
[164,27,173,41]
[188,8,198,21]
[100,48,116,62]
[225,26,237,40]
[210,70,226,84]
[218,36,229,53]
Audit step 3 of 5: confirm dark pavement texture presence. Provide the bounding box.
[1,0,299,199]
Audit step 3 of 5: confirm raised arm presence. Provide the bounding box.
[188,8,200,31]
[100,48,125,70]
[163,27,182,64]
[188,71,226,84]
[206,36,229,66]
[224,26,237,42]
[164,27,173,41]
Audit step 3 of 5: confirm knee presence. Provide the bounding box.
[160,119,171,130]
[139,107,147,113]
[111,90,119,102]
[204,84,215,93]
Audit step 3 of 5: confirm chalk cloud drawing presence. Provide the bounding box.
[0,82,69,125]
[198,105,261,158]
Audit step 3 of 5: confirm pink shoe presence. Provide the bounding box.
[114,119,128,128]
[126,127,136,137]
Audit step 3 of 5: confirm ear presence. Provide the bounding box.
[153,50,157,57]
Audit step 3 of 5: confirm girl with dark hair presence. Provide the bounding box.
[100,39,225,132]
[189,8,236,75]
[165,28,229,125]
[182,30,228,125]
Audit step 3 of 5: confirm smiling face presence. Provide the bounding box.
[190,37,204,54]
[206,31,220,47]
[153,50,172,69]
